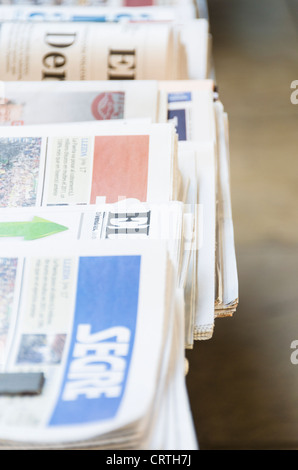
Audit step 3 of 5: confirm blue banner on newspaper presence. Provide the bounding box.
[24,12,152,22]
[49,255,141,426]
[167,92,192,103]
[168,109,187,141]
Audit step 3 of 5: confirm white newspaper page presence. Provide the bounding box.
[214,101,238,315]
[158,79,216,142]
[1,0,120,4]
[178,19,210,80]
[0,201,184,271]
[0,80,159,125]
[177,142,199,347]
[0,21,184,80]
[0,121,177,208]
[190,141,216,341]
[162,292,198,450]
[0,5,197,23]
[0,239,175,447]
[1,0,196,6]
[0,201,188,345]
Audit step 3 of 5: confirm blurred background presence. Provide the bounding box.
[186,0,298,450]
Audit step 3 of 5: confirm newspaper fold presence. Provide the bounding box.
[0,239,197,449]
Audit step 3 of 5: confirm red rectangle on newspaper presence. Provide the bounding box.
[124,0,154,5]
[90,135,149,204]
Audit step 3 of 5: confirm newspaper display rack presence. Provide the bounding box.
[0,0,238,450]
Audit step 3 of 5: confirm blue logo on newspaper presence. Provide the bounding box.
[49,255,141,426]
[168,109,187,141]
[167,92,192,103]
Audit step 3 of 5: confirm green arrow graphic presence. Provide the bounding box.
[0,216,68,240]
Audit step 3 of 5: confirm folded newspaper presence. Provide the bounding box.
[0,79,214,126]
[0,114,199,346]
[178,141,216,343]
[0,200,192,336]
[0,238,197,449]
[0,0,196,5]
[0,120,180,207]
[158,79,238,341]
[0,4,197,23]
[0,18,211,81]
[0,79,239,342]
[0,80,160,125]
[0,0,238,451]
[0,114,220,343]
[213,100,238,318]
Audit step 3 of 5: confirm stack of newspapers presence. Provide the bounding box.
[0,0,238,450]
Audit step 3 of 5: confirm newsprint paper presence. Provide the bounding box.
[0,120,179,207]
[0,21,188,80]
[0,239,197,450]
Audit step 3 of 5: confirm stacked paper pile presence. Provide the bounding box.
[0,2,210,81]
[0,0,238,450]
[0,238,197,450]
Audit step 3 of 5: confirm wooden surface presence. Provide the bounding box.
[186,0,298,450]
